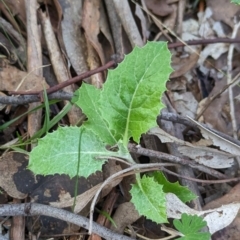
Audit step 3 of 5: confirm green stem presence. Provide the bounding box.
[72,128,84,212]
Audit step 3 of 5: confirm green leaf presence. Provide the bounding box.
[173,214,211,240]
[231,0,240,5]
[73,83,117,145]
[29,41,172,180]
[100,41,172,145]
[28,126,115,178]
[130,175,167,223]
[152,172,196,203]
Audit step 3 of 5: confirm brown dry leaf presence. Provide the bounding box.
[171,52,199,78]
[83,0,114,87]
[198,97,229,133]
[149,127,234,169]
[168,91,198,119]
[50,183,102,213]
[112,0,143,47]
[110,202,140,234]
[98,1,114,58]
[82,0,115,86]
[145,0,173,17]
[187,74,202,102]
[187,117,240,156]
[163,2,177,31]
[0,152,32,199]
[102,161,123,197]
[204,183,240,209]
[198,70,240,135]
[118,171,135,201]
[198,43,228,67]
[86,41,104,87]
[206,0,240,28]
[167,76,187,92]
[193,138,213,147]
[166,193,240,235]
[203,183,240,240]
[50,161,122,213]
[178,145,234,169]
[0,64,49,92]
[0,32,21,64]
[149,127,204,146]
[41,10,83,125]
[148,126,192,147]
[0,0,26,28]
[38,0,62,33]
[94,189,119,231]
[135,4,149,42]
[47,0,62,31]
[59,0,88,76]
[25,1,44,141]
[88,234,102,240]
[82,0,105,65]
[9,105,28,127]
[30,172,103,235]
[0,152,105,235]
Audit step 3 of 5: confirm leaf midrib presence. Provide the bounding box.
[123,49,161,145]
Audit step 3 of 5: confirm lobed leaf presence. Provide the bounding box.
[130,175,167,223]
[29,41,172,180]
[231,0,240,5]
[152,171,196,203]
[100,41,172,145]
[173,213,211,240]
[28,126,114,178]
[73,83,117,145]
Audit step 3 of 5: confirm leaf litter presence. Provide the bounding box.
[0,0,240,239]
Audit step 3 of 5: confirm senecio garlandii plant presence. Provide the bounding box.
[28,42,209,238]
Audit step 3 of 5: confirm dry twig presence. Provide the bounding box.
[0,203,134,240]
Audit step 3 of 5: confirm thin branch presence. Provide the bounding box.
[227,21,240,139]
[162,167,240,184]
[168,37,240,48]
[128,143,227,179]
[9,60,116,96]
[0,203,134,240]
[0,91,72,105]
[158,112,198,129]
[159,112,240,146]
